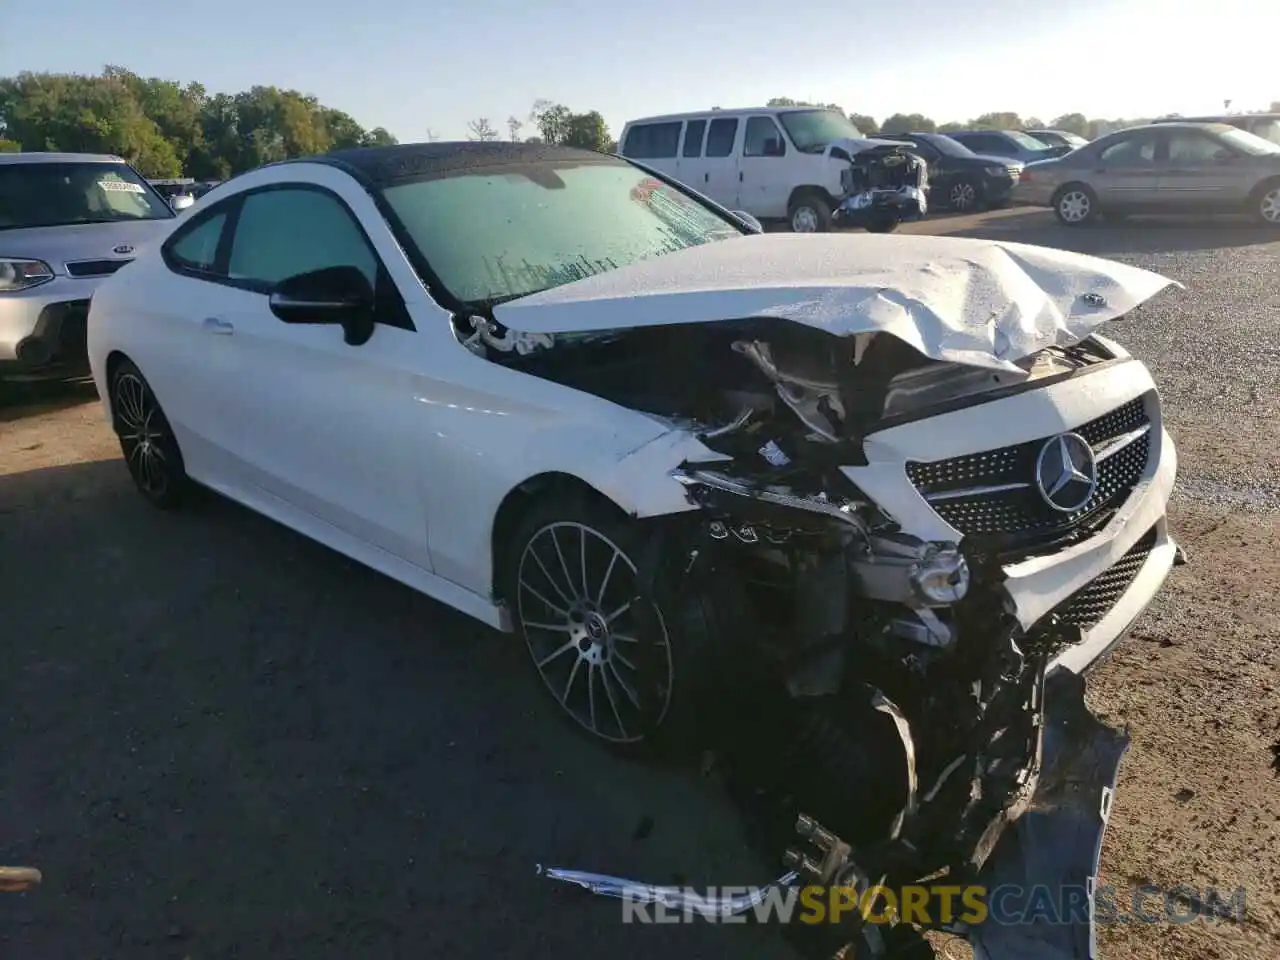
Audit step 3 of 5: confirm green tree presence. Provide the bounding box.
[1050,113,1089,136]
[970,111,1023,130]
[0,139,20,152]
[937,121,965,133]
[880,112,936,135]
[360,127,397,147]
[562,111,610,151]
[530,100,572,144]
[848,113,879,135]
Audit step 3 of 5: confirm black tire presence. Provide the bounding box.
[1249,178,1280,227]
[863,214,900,233]
[788,191,833,233]
[498,492,729,756]
[109,358,192,508]
[947,176,983,212]
[1052,183,1099,226]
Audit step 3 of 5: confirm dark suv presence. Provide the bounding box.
[879,132,1024,212]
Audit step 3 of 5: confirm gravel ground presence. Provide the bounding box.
[1,208,1277,959]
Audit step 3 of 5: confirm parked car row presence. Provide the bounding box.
[1013,121,1280,225]
[617,107,1077,228]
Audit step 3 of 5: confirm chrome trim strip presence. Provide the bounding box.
[925,482,1031,502]
[1093,424,1151,463]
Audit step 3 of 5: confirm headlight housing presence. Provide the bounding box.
[0,258,55,292]
[984,165,1010,177]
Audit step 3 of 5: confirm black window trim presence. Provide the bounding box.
[159,180,415,332]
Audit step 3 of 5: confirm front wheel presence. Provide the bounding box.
[109,358,192,508]
[1252,179,1280,226]
[948,177,982,212]
[789,193,833,233]
[1053,184,1098,225]
[500,495,726,754]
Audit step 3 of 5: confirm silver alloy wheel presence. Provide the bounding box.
[1259,186,1280,223]
[950,181,977,211]
[113,372,169,498]
[516,521,673,743]
[791,205,819,232]
[1058,190,1091,223]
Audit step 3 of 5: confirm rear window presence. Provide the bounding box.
[622,122,681,159]
[0,161,173,230]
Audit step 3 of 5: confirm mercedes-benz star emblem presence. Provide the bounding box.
[1035,433,1098,513]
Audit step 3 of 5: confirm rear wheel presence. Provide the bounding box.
[1053,183,1098,225]
[789,192,833,233]
[109,358,191,508]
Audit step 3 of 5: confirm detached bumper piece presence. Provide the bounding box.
[537,671,1128,960]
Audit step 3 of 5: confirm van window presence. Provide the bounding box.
[706,118,738,158]
[743,116,786,157]
[622,122,681,159]
[683,120,707,158]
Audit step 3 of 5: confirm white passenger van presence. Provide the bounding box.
[618,106,897,232]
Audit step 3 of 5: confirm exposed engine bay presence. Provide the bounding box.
[459,309,1138,956]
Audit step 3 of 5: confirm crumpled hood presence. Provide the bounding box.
[493,233,1177,373]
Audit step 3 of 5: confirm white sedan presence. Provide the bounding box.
[88,142,1180,956]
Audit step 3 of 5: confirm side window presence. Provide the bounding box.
[1098,134,1157,167]
[743,116,785,157]
[227,187,377,289]
[622,122,680,159]
[978,136,1015,156]
[1165,131,1228,164]
[906,138,941,163]
[165,209,228,273]
[705,118,739,158]
[682,119,707,158]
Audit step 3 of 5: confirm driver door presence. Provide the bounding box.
[736,115,791,218]
[188,183,433,568]
[1090,131,1161,206]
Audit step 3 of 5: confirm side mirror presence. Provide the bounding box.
[269,265,377,346]
[730,210,764,233]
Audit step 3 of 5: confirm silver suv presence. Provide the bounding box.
[0,153,176,379]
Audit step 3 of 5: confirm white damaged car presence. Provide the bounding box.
[87,142,1181,959]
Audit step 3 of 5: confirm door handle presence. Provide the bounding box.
[704,172,709,183]
[202,316,234,335]
[739,171,744,182]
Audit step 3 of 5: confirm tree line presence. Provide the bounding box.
[0,68,398,179]
[0,68,1245,180]
[762,97,1170,140]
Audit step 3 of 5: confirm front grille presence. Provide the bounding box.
[1050,527,1157,631]
[905,395,1152,555]
[65,258,132,278]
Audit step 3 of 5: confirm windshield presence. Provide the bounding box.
[1217,126,1280,155]
[777,110,864,153]
[921,134,977,158]
[1005,130,1052,151]
[0,161,174,230]
[380,159,745,306]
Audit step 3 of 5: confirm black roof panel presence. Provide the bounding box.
[312,141,619,185]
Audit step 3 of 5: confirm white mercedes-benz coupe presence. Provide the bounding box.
[88,142,1180,958]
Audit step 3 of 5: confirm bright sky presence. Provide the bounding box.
[5,0,1275,143]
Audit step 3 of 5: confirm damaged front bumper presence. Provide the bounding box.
[538,670,1128,959]
[833,185,928,229]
